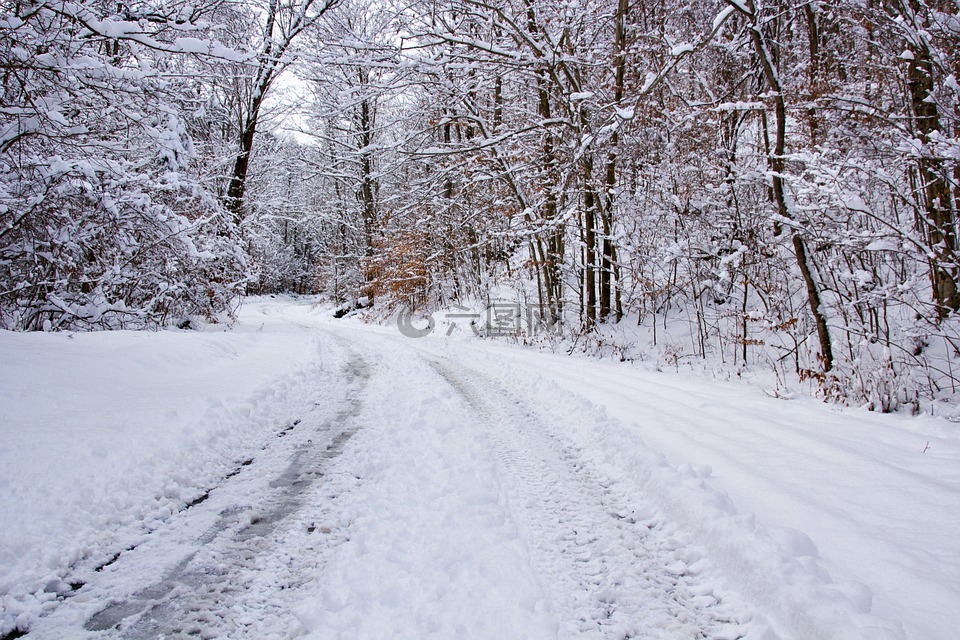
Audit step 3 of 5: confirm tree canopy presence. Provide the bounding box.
[3,0,959,411]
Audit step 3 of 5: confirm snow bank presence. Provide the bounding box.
[422,336,956,639]
[0,298,331,634]
[3,298,957,639]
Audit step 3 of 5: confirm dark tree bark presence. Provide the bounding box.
[729,0,835,371]
[892,0,960,318]
[224,0,338,225]
[599,0,628,323]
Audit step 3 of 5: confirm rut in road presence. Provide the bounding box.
[429,356,750,640]
[76,356,370,639]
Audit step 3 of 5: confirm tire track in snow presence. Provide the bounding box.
[23,346,370,640]
[428,356,750,640]
[101,356,369,639]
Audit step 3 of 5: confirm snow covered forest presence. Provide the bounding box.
[3,0,960,407]
[3,2,960,638]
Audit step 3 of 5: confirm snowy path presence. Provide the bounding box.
[411,338,958,640]
[8,311,763,639]
[84,353,368,639]
[18,337,371,639]
[427,356,748,638]
[2,298,953,639]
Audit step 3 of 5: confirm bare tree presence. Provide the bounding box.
[223,0,341,224]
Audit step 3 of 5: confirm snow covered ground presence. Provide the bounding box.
[1,297,957,639]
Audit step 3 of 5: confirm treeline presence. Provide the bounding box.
[0,0,337,330]
[3,0,960,410]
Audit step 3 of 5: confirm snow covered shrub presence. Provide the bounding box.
[0,157,246,330]
[826,345,920,414]
[365,228,433,310]
[0,0,249,330]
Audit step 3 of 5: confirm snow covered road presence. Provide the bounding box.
[2,298,956,639]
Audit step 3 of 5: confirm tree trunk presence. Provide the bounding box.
[901,15,960,318]
[225,117,259,225]
[357,84,378,300]
[584,157,597,328]
[599,0,628,323]
[527,2,562,321]
[733,0,834,371]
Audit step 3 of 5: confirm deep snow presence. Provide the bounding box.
[0,297,956,639]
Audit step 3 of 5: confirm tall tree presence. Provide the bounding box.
[725,0,835,371]
[223,0,340,224]
[0,0,249,330]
